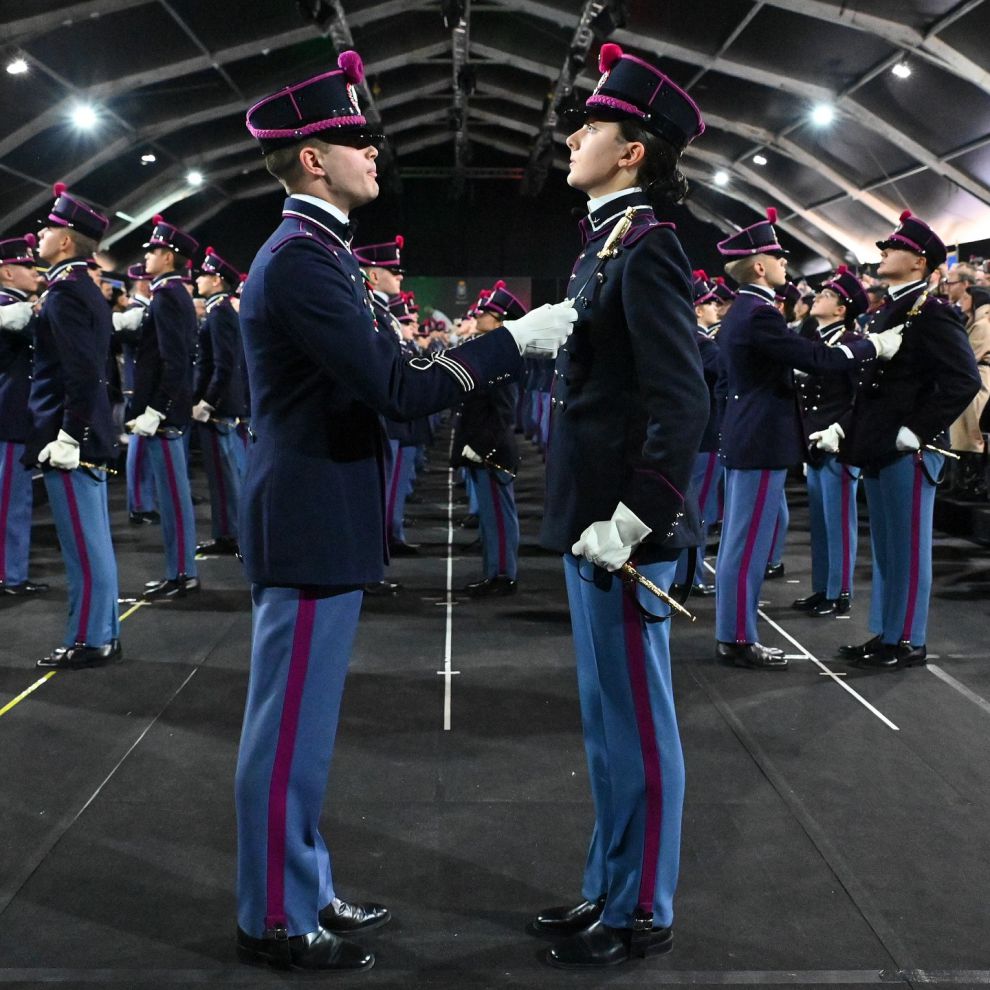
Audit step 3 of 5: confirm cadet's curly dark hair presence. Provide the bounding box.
[617,119,689,207]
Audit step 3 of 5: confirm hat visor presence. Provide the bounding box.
[315,128,386,150]
[875,237,922,256]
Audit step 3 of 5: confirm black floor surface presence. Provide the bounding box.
[1,428,989,989]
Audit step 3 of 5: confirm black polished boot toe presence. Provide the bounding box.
[128,510,160,525]
[195,536,239,556]
[835,592,851,614]
[363,580,401,596]
[764,562,785,579]
[792,591,825,611]
[0,580,50,596]
[143,574,200,600]
[853,641,927,670]
[528,896,604,938]
[716,642,788,669]
[236,925,374,972]
[319,896,391,934]
[543,919,672,969]
[837,634,881,659]
[810,597,838,616]
[37,639,121,670]
[464,574,517,598]
[691,583,716,597]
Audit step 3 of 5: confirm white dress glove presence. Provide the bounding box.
[461,444,484,464]
[808,422,844,454]
[191,400,214,423]
[37,429,80,470]
[0,301,34,334]
[112,307,144,333]
[868,323,904,360]
[571,501,652,572]
[503,300,578,358]
[895,426,921,451]
[127,406,164,437]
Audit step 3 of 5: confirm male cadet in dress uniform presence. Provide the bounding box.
[710,276,735,333]
[838,211,980,669]
[714,208,904,670]
[235,49,576,972]
[129,216,200,599]
[29,185,120,669]
[672,270,721,596]
[115,264,158,525]
[192,247,248,556]
[0,234,48,595]
[534,43,708,969]
[791,267,868,617]
[453,280,522,597]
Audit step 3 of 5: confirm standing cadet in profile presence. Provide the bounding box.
[234,50,576,973]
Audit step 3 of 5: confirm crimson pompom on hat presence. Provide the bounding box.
[821,264,868,318]
[44,182,109,242]
[143,214,199,259]
[712,275,736,302]
[581,42,705,150]
[477,280,527,321]
[246,50,382,155]
[198,246,241,287]
[465,289,490,319]
[691,269,718,305]
[0,232,38,267]
[353,234,404,272]
[717,207,788,258]
[875,209,947,270]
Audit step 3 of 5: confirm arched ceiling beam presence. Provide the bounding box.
[4,0,151,44]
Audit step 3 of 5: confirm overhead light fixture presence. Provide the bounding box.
[810,103,835,126]
[892,62,911,79]
[186,170,204,186]
[752,154,768,166]
[115,211,135,222]
[6,57,29,75]
[714,170,729,187]
[140,152,157,165]
[71,103,98,129]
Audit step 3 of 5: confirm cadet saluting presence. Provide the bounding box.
[234,50,576,973]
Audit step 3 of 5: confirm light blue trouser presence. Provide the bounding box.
[807,456,859,600]
[0,441,33,585]
[146,433,198,579]
[469,465,518,579]
[198,421,244,540]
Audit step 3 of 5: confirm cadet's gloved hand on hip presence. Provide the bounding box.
[809,422,844,453]
[504,300,578,358]
[37,430,80,471]
[191,400,214,423]
[895,425,921,451]
[572,501,652,572]
[127,406,164,437]
[461,444,484,464]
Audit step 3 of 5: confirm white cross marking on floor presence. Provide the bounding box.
[437,432,458,731]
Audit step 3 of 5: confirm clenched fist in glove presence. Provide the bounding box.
[191,400,214,423]
[37,430,80,471]
[571,501,652,572]
[895,426,921,451]
[127,406,164,437]
[0,301,34,335]
[461,444,484,464]
[808,422,844,454]
[868,324,904,360]
[112,307,144,333]
[504,300,578,358]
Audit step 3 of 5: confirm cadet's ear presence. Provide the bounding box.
[618,139,645,171]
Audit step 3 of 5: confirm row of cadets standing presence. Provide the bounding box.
[127,215,201,600]
[712,208,905,670]
[29,185,121,669]
[233,47,578,971]
[192,246,249,556]
[791,266,869,617]
[0,234,48,595]
[837,212,980,669]
[451,280,522,597]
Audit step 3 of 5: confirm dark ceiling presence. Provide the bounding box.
[3,0,990,278]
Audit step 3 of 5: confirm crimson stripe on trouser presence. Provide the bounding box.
[621,589,663,912]
[264,591,317,930]
[208,429,230,535]
[159,436,187,575]
[386,447,403,532]
[735,470,771,642]
[697,452,717,522]
[60,472,93,644]
[488,470,507,573]
[900,457,924,643]
[0,443,14,580]
[840,469,852,593]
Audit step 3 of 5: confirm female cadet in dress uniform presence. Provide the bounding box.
[532,43,709,969]
[234,50,576,973]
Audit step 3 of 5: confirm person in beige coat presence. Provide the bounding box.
[949,285,990,496]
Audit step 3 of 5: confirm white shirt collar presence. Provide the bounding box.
[739,283,776,303]
[888,279,927,301]
[586,186,643,215]
[291,194,350,228]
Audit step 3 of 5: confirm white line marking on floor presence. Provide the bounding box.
[927,664,990,718]
[439,431,457,732]
[703,561,899,731]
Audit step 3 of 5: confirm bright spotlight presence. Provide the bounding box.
[714,170,729,187]
[810,103,835,126]
[140,153,157,164]
[752,154,768,166]
[6,58,29,75]
[186,170,204,186]
[892,62,911,79]
[71,103,98,129]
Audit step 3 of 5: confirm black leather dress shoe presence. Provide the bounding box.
[363,580,401,596]
[852,641,927,670]
[810,592,852,617]
[0,580,49,596]
[128,510,160,525]
[764,562,785,579]
[195,536,238,556]
[716,641,788,669]
[464,574,517,598]
[318,897,391,934]
[691,583,716,597]
[459,514,479,529]
[792,591,825,611]
[236,926,373,972]
[37,639,121,670]
[543,919,672,969]
[837,634,882,659]
[143,574,200,600]
[388,540,420,556]
[528,897,604,938]
[835,592,851,614]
